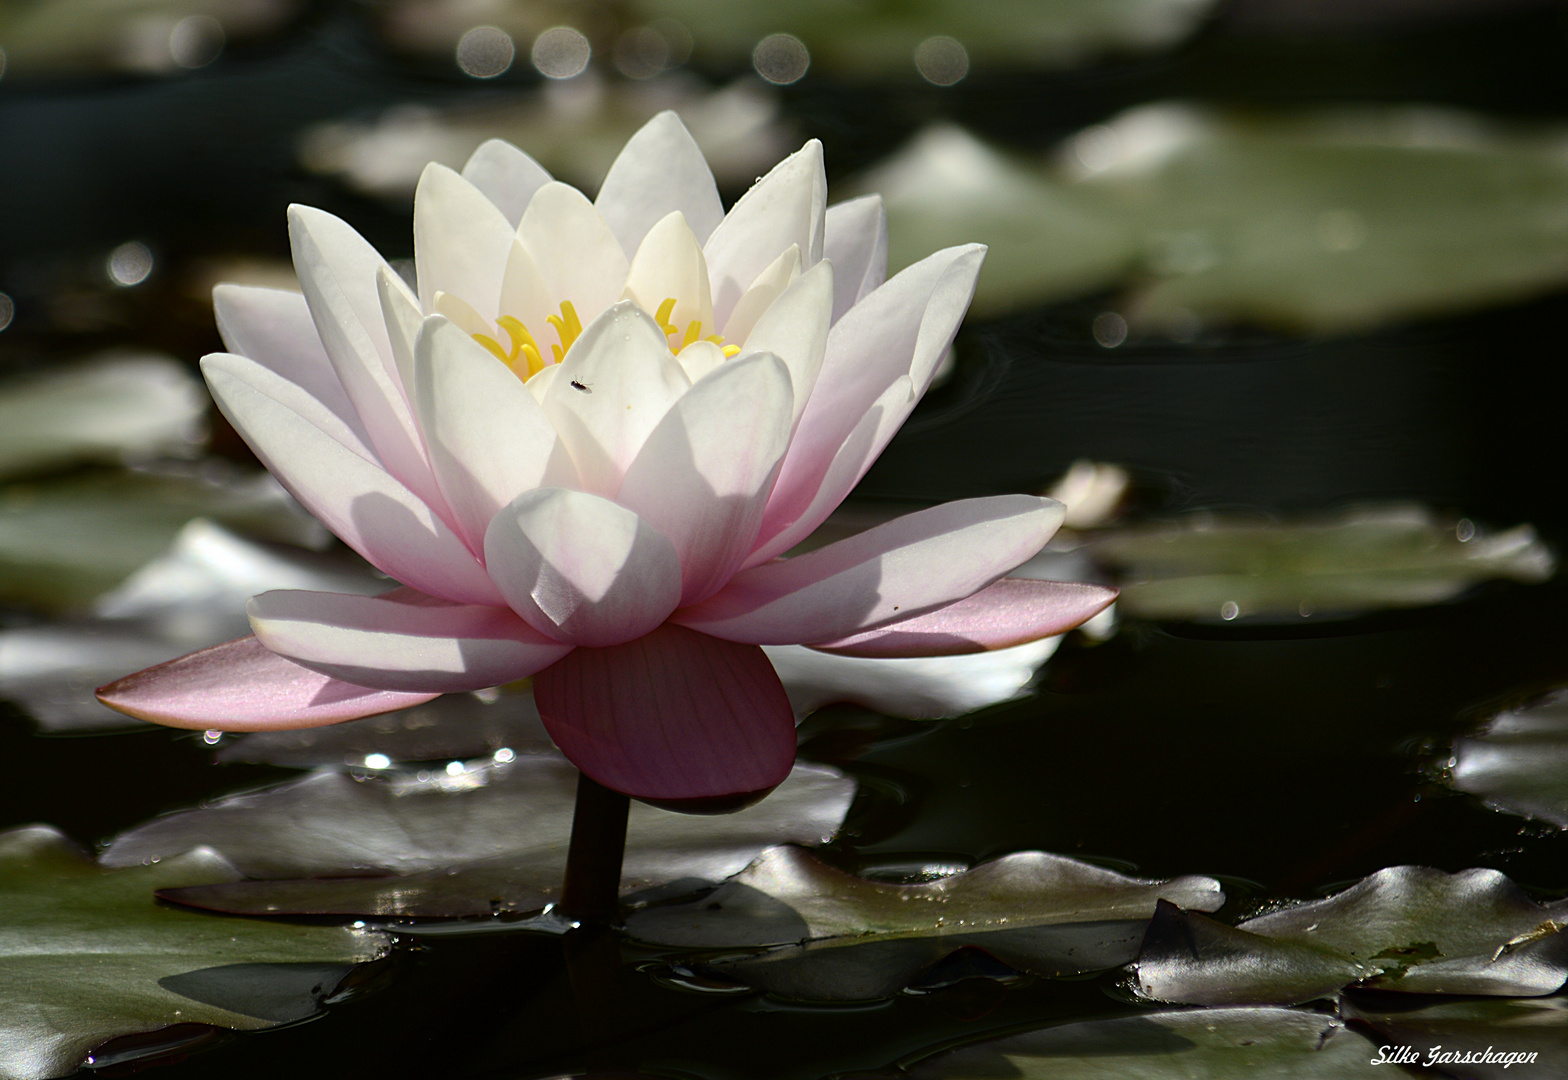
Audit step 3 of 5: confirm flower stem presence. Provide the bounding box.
[559,772,629,925]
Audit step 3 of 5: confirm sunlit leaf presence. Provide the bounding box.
[1060,504,1550,622]
[1134,867,1568,1005]
[872,107,1568,329]
[903,1006,1386,1079]
[104,759,854,917]
[0,825,386,1080]
[1449,691,1568,828]
[627,846,1222,1000]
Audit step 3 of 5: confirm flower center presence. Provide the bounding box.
[471,297,740,380]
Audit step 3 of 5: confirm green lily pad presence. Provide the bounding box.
[0,464,327,612]
[1135,867,1568,1006]
[902,1006,1386,1079]
[0,355,206,481]
[105,759,854,917]
[871,107,1568,330]
[1449,692,1568,828]
[0,825,387,1080]
[1342,995,1568,1078]
[626,846,1222,1000]
[1060,504,1550,622]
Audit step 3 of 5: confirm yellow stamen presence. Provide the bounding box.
[472,333,511,365]
[680,320,702,350]
[722,344,741,357]
[547,300,583,363]
[497,316,546,377]
[654,297,680,337]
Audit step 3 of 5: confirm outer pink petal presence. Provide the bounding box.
[212,284,370,450]
[533,622,795,805]
[461,138,552,227]
[704,140,826,329]
[809,578,1117,657]
[754,244,985,558]
[202,352,376,463]
[95,635,437,731]
[483,487,683,647]
[616,352,793,606]
[595,110,725,255]
[822,194,888,323]
[203,361,506,606]
[247,588,571,693]
[676,495,1063,645]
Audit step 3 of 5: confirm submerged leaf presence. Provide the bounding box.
[904,1006,1385,1079]
[1061,504,1550,622]
[1449,691,1568,828]
[0,825,386,1080]
[627,846,1222,1000]
[1135,866,1568,1005]
[106,760,854,917]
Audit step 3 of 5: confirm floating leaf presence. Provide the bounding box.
[1342,995,1568,1077]
[0,825,386,1080]
[0,355,205,480]
[1061,504,1550,622]
[105,760,854,917]
[871,107,1568,329]
[1,520,379,732]
[1449,691,1568,827]
[0,465,326,612]
[627,846,1222,1000]
[903,1006,1386,1079]
[1135,866,1568,1005]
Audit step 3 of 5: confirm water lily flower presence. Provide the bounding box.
[98,113,1115,806]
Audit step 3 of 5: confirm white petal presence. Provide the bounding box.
[414,163,516,318]
[496,236,552,350]
[618,353,794,605]
[675,340,727,383]
[430,290,493,337]
[705,140,826,328]
[823,194,888,322]
[211,284,369,449]
[377,267,424,408]
[595,110,725,255]
[676,495,1062,645]
[202,352,376,464]
[249,588,570,693]
[540,301,690,496]
[738,259,833,428]
[526,361,561,403]
[722,244,801,346]
[461,138,553,227]
[289,205,446,510]
[483,488,682,647]
[518,182,631,339]
[203,359,504,606]
[621,210,715,335]
[414,315,577,551]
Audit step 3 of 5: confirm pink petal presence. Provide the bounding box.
[533,622,795,804]
[677,495,1063,645]
[822,194,888,323]
[461,138,552,226]
[203,361,506,606]
[212,284,370,450]
[705,140,826,329]
[95,635,437,731]
[483,487,683,647]
[248,588,572,692]
[753,244,985,560]
[595,110,725,255]
[617,353,794,605]
[202,351,376,463]
[809,578,1117,657]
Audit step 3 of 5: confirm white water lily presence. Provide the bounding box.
[99,113,1113,805]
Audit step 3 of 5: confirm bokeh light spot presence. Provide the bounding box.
[752,33,809,84]
[0,293,12,332]
[456,26,515,79]
[532,26,591,79]
[1092,311,1127,348]
[170,15,224,69]
[914,36,968,86]
[107,242,154,287]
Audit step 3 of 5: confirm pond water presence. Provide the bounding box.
[5,3,1568,1078]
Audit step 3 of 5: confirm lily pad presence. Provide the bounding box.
[0,355,205,480]
[870,107,1568,329]
[0,464,327,612]
[1342,995,1568,1078]
[1061,503,1550,622]
[1134,866,1568,1005]
[1449,691,1568,828]
[105,759,854,917]
[0,825,387,1080]
[0,520,380,732]
[902,1006,1386,1079]
[627,846,1222,1000]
